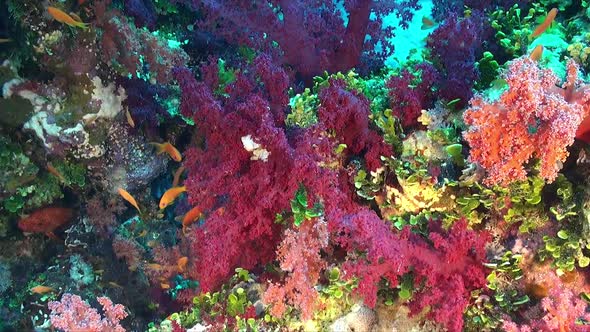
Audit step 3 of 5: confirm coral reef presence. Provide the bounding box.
[3,1,590,331]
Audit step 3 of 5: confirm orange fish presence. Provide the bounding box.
[18,207,73,237]
[421,16,436,30]
[47,163,66,183]
[172,166,185,188]
[108,282,124,289]
[125,109,135,128]
[160,283,171,290]
[182,206,202,232]
[146,263,163,271]
[530,44,543,61]
[531,8,558,38]
[47,6,88,29]
[150,142,182,162]
[118,188,141,213]
[30,285,55,294]
[177,257,188,273]
[216,207,225,216]
[159,186,186,209]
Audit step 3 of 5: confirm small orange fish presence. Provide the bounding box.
[30,285,55,294]
[47,6,88,29]
[531,8,558,38]
[146,263,163,271]
[118,188,141,213]
[530,44,544,62]
[421,16,436,30]
[150,142,182,162]
[216,207,225,216]
[125,109,135,128]
[160,283,171,290]
[177,256,188,273]
[159,186,186,209]
[47,163,66,183]
[172,166,185,188]
[182,205,202,233]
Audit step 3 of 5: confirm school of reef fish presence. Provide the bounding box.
[5,0,590,331]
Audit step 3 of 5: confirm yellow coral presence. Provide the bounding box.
[386,176,455,215]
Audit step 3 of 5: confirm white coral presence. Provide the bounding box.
[241,135,270,162]
[83,76,127,122]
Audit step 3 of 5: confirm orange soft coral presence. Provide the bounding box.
[463,57,590,186]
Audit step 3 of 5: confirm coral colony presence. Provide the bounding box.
[6,0,590,331]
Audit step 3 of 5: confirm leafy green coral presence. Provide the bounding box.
[490,4,544,58]
[0,136,86,218]
[286,87,319,128]
[465,251,529,330]
[290,185,323,227]
[540,229,590,275]
[475,52,500,90]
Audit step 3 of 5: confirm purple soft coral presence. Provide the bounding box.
[427,12,488,107]
[175,0,421,82]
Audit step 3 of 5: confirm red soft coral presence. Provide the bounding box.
[464,57,590,186]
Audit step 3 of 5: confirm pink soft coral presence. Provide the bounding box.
[49,294,128,332]
[263,219,329,319]
[464,57,590,186]
[503,268,590,332]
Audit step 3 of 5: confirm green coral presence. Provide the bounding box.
[0,137,87,217]
[490,4,543,57]
[502,176,546,233]
[475,52,500,90]
[373,109,404,154]
[465,251,529,330]
[286,88,319,128]
[290,185,323,227]
[540,229,590,275]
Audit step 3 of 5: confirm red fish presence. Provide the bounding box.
[576,115,590,143]
[18,207,74,238]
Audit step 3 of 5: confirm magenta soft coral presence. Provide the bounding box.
[387,63,439,127]
[318,78,394,170]
[344,218,489,332]
[464,57,590,186]
[174,58,482,330]
[48,294,127,332]
[178,0,420,81]
[174,65,297,291]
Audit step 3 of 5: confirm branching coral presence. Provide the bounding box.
[464,57,590,186]
[386,63,439,127]
[263,219,329,320]
[48,294,128,332]
[176,0,421,81]
[427,12,487,107]
[94,0,189,82]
